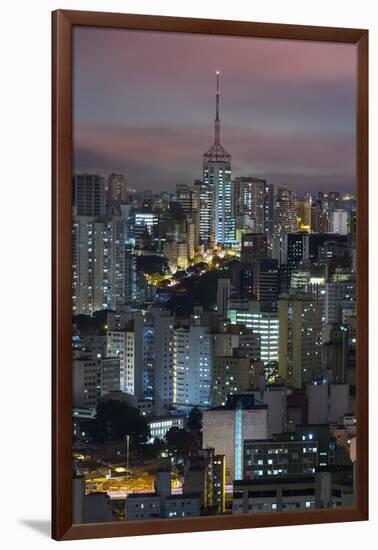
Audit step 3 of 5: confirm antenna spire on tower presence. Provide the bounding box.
[203,70,230,162]
[215,70,220,144]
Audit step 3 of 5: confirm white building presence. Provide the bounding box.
[331,209,348,235]
[202,72,235,245]
[147,415,185,441]
[173,324,214,408]
[106,330,136,394]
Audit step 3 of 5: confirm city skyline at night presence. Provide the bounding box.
[71,27,357,524]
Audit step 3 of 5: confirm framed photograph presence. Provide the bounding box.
[52,10,368,541]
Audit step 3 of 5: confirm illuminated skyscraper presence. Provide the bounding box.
[234,177,274,241]
[72,215,128,315]
[295,194,312,232]
[273,187,297,236]
[152,308,175,414]
[194,180,213,245]
[227,301,279,365]
[176,183,197,216]
[106,329,136,394]
[278,293,323,387]
[203,72,235,245]
[173,324,214,408]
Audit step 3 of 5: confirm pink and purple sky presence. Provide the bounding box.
[73,27,356,193]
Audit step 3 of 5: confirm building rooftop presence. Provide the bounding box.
[126,493,158,499]
[148,414,186,423]
[207,393,267,411]
[234,476,316,487]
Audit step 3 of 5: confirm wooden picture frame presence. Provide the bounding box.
[52,9,368,541]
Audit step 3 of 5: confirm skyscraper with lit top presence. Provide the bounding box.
[203,72,235,246]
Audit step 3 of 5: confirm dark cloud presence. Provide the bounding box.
[73,27,356,194]
[74,122,355,193]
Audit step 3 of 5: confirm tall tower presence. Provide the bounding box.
[203,72,235,246]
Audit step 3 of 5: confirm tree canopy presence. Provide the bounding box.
[89,398,150,445]
[165,427,200,461]
[167,270,219,315]
[136,255,169,275]
[187,407,203,431]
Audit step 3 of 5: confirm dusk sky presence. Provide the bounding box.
[73,27,356,193]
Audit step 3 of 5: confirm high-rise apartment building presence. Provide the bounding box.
[212,352,252,407]
[216,278,231,317]
[324,277,356,323]
[173,324,214,408]
[330,209,349,235]
[227,301,279,364]
[133,311,155,401]
[72,216,130,315]
[194,180,213,245]
[234,177,274,240]
[183,449,226,514]
[278,292,323,387]
[73,353,120,409]
[107,172,128,204]
[152,309,175,414]
[253,258,279,303]
[73,174,106,217]
[176,183,197,216]
[106,330,137,395]
[240,233,267,264]
[295,196,312,232]
[311,200,329,233]
[213,324,260,361]
[273,187,297,236]
[133,211,159,245]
